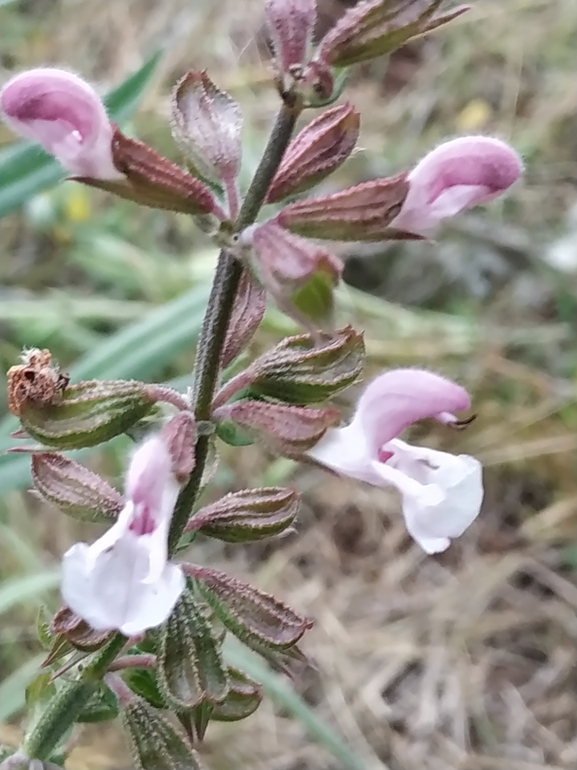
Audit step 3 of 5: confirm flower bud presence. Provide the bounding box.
[266,102,360,203]
[31,453,123,522]
[389,135,523,235]
[265,0,317,80]
[221,399,341,456]
[248,325,365,404]
[17,380,156,450]
[158,581,229,709]
[187,565,312,649]
[277,173,417,241]
[159,412,196,483]
[171,70,242,191]
[186,487,299,542]
[0,68,122,179]
[315,0,469,68]
[78,128,219,216]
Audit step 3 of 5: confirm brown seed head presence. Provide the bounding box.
[7,348,69,417]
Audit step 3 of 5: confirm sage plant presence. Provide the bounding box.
[0,1,522,768]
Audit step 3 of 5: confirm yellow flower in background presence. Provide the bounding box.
[456,98,493,132]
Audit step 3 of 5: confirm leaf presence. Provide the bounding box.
[0,50,161,219]
[215,420,255,447]
[25,673,55,708]
[122,668,166,710]
[77,684,120,723]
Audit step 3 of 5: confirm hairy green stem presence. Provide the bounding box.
[22,101,300,763]
[22,634,127,760]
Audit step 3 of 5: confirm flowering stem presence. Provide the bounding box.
[21,100,300,765]
[168,101,301,553]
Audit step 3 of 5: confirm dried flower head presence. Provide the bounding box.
[7,348,69,417]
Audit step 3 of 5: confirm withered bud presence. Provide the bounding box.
[219,399,341,456]
[32,453,124,522]
[267,102,360,203]
[78,126,220,217]
[277,173,421,241]
[315,0,469,68]
[221,268,266,369]
[7,348,69,417]
[50,606,113,651]
[159,412,196,483]
[186,486,300,542]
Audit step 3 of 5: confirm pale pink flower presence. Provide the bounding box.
[61,435,184,635]
[1,68,122,179]
[307,369,483,553]
[390,136,523,235]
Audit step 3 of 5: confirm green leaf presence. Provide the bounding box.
[0,50,161,220]
[122,668,166,710]
[215,420,255,447]
[25,672,55,708]
[291,270,336,327]
[77,684,120,723]
[225,639,366,770]
[36,606,54,649]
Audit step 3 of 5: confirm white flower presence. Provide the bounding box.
[307,368,484,553]
[61,436,185,635]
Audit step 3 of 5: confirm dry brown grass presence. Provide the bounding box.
[2,0,577,768]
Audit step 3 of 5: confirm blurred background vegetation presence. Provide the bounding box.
[0,0,576,768]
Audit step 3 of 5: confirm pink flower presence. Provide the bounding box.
[390,136,523,235]
[0,68,122,179]
[307,369,483,553]
[61,435,184,635]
